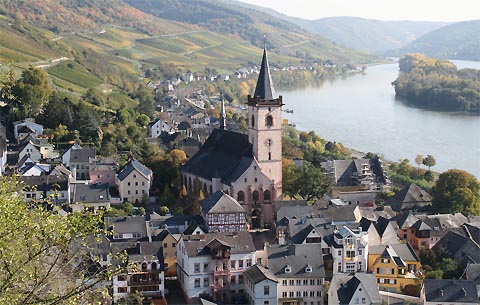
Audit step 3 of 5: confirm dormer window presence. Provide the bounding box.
[285,265,291,273]
[305,265,312,273]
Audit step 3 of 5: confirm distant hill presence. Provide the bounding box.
[396,20,480,61]
[224,1,448,54]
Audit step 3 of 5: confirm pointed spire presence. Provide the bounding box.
[220,97,227,130]
[253,45,276,100]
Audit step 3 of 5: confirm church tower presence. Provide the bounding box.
[248,47,283,199]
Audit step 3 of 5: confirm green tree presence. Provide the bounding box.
[284,161,330,201]
[415,154,424,176]
[0,176,118,304]
[423,155,436,171]
[159,206,170,216]
[432,169,480,215]
[12,68,52,118]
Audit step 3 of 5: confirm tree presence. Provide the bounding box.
[159,206,170,216]
[415,154,424,176]
[423,155,436,171]
[0,176,118,304]
[283,161,330,201]
[12,68,52,118]
[432,169,480,215]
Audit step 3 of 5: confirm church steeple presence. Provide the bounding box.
[253,47,276,100]
[220,98,227,130]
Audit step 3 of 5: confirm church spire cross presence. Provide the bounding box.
[253,44,276,101]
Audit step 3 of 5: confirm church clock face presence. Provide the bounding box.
[265,138,272,147]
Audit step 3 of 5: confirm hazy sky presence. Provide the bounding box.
[238,0,479,22]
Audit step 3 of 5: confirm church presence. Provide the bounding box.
[181,47,283,229]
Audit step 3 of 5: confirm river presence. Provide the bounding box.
[279,60,480,177]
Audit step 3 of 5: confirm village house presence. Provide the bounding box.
[182,48,283,229]
[368,243,421,293]
[386,183,432,212]
[176,231,256,303]
[13,118,43,140]
[328,273,381,305]
[62,143,82,168]
[111,241,165,304]
[89,157,116,186]
[21,175,70,204]
[264,243,326,305]
[329,226,368,274]
[200,190,248,233]
[243,264,278,305]
[68,147,96,180]
[116,158,153,203]
[152,229,180,277]
[70,182,110,213]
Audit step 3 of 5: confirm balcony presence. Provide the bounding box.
[344,256,358,262]
[212,268,230,276]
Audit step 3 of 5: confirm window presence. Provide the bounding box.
[204,278,209,287]
[282,280,287,286]
[195,278,200,288]
[237,191,245,203]
[135,182,138,186]
[289,280,294,285]
[282,292,287,298]
[231,260,236,269]
[151,262,157,270]
[246,259,252,267]
[118,287,127,293]
[310,279,315,285]
[289,292,294,297]
[141,263,147,271]
[264,190,271,202]
[172,243,176,247]
[231,275,236,284]
[264,285,270,295]
[239,260,243,268]
[238,274,244,284]
[164,243,168,248]
[266,115,273,127]
[204,263,209,271]
[338,250,342,256]
[253,191,259,203]
[194,263,200,273]
[268,152,271,160]
[127,182,131,186]
[251,115,255,128]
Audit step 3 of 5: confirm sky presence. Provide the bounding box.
[238,0,479,22]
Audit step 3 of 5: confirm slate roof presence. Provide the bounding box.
[464,263,480,284]
[319,205,357,223]
[126,241,165,267]
[394,211,420,230]
[423,279,477,303]
[253,48,276,100]
[244,264,278,284]
[200,190,245,214]
[105,216,147,237]
[148,118,162,128]
[267,244,325,278]
[332,273,381,305]
[71,182,110,203]
[181,129,253,186]
[117,158,152,181]
[70,148,96,163]
[22,175,69,191]
[370,243,419,263]
[387,183,432,212]
[182,231,255,257]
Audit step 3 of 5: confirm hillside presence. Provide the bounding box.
[396,20,480,61]
[224,1,447,53]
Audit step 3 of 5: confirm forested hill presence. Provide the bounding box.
[392,54,480,113]
[221,1,448,53]
[397,20,480,61]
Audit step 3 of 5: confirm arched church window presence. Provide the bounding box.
[253,190,259,203]
[266,115,273,127]
[141,262,147,271]
[251,115,255,128]
[151,262,157,270]
[237,191,245,203]
[264,190,271,202]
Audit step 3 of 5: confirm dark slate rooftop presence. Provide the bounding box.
[71,182,110,203]
[267,244,325,278]
[181,129,253,186]
[244,264,278,284]
[182,231,255,257]
[200,190,245,214]
[70,148,96,163]
[332,273,381,305]
[424,279,477,303]
[464,263,480,284]
[386,183,432,212]
[117,158,152,181]
[22,175,69,191]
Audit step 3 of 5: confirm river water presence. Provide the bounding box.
[279,60,480,177]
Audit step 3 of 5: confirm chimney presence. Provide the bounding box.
[440,289,444,297]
